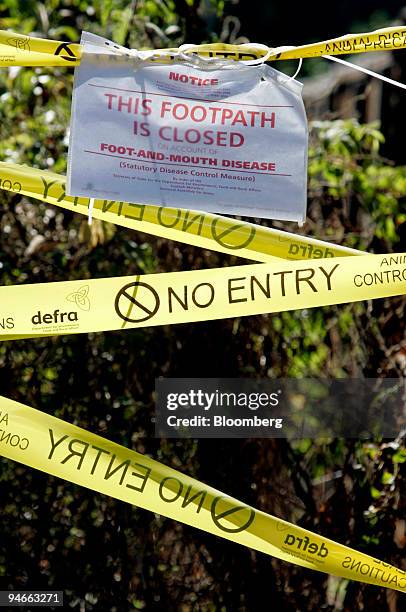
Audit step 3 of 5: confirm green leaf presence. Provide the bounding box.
[392,450,406,464]
[381,471,395,485]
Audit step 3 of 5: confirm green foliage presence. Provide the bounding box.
[309,119,405,247]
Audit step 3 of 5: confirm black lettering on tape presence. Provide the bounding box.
[181,486,207,513]
[192,283,215,308]
[228,277,247,304]
[0,178,21,193]
[157,207,182,228]
[159,476,183,502]
[41,177,60,199]
[54,42,78,62]
[168,283,215,312]
[125,462,151,493]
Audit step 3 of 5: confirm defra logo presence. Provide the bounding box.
[284,533,329,558]
[31,310,78,325]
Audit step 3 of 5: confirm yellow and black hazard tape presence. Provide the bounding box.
[0,162,362,263]
[0,252,404,341]
[0,26,405,67]
[1,22,405,594]
[0,162,404,342]
[0,394,404,591]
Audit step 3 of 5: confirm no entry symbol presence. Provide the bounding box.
[115,281,160,324]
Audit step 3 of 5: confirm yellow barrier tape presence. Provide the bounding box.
[0,25,404,594]
[0,162,362,263]
[0,26,405,67]
[0,253,405,341]
[0,394,404,591]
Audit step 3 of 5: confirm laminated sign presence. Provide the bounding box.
[67,33,308,221]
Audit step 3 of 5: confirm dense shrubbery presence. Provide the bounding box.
[0,2,405,610]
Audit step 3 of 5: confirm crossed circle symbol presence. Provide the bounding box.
[211,219,256,251]
[211,496,255,533]
[115,281,160,323]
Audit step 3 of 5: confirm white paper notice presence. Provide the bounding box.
[67,33,308,221]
